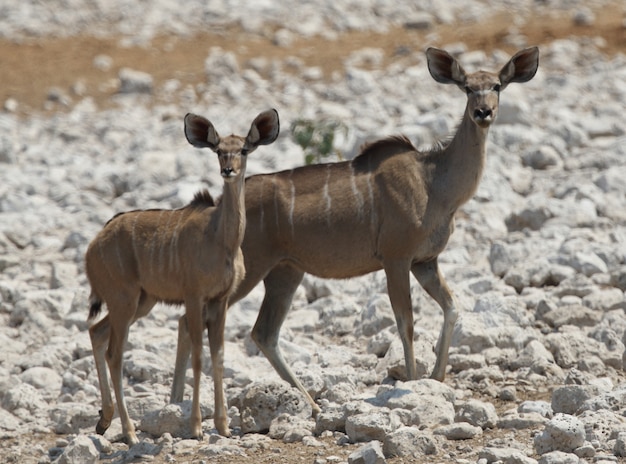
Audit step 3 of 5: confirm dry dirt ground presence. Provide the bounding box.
[1,5,625,114]
[1,4,625,464]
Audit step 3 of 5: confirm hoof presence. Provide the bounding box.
[216,427,231,438]
[95,410,110,435]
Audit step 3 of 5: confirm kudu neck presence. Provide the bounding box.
[436,104,490,208]
[215,174,246,248]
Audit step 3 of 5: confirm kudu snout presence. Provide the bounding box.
[473,107,493,121]
[221,166,235,177]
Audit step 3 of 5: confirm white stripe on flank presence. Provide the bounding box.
[149,210,165,278]
[115,242,124,275]
[259,176,265,231]
[169,212,184,273]
[322,165,332,227]
[272,176,280,231]
[350,165,365,221]
[130,213,140,268]
[288,173,295,236]
[159,213,174,274]
[366,172,376,229]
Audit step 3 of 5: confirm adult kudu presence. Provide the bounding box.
[172,47,540,421]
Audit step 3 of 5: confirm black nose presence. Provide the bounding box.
[222,167,234,177]
[474,108,493,120]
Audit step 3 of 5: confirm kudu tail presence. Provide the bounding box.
[88,292,103,320]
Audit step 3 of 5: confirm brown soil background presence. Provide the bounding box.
[1,5,625,115]
[1,4,625,464]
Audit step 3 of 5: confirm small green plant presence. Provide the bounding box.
[290,118,348,165]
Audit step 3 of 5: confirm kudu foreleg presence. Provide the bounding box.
[171,315,191,404]
[206,298,230,437]
[384,260,417,380]
[412,259,458,381]
[184,297,205,440]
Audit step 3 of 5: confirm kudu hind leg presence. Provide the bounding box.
[411,259,458,381]
[105,310,138,445]
[89,315,115,435]
[251,266,321,414]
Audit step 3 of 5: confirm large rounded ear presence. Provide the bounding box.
[184,113,220,150]
[426,47,467,88]
[245,109,280,150]
[499,47,539,90]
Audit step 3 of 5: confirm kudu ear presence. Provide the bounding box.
[184,113,221,151]
[426,47,467,88]
[499,47,539,90]
[245,109,280,152]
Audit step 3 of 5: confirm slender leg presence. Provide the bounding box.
[251,265,320,414]
[383,259,416,380]
[184,296,204,440]
[171,314,191,404]
[95,292,154,445]
[206,298,230,436]
[89,315,114,435]
[106,307,138,445]
[171,264,267,404]
[411,258,458,381]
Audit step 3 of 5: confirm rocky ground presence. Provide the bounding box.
[1,1,626,463]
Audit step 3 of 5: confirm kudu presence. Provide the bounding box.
[85,109,280,445]
[172,47,539,415]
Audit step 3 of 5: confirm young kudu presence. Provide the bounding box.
[85,109,280,445]
[172,47,539,415]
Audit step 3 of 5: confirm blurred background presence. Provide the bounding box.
[1,0,624,117]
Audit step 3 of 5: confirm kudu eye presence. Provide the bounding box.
[493,84,501,92]
[464,86,473,95]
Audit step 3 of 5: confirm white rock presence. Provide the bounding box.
[383,426,437,458]
[118,68,153,94]
[49,402,100,435]
[434,422,483,440]
[139,401,212,439]
[20,366,62,394]
[521,145,563,170]
[519,401,553,418]
[348,440,386,464]
[537,450,580,464]
[455,399,498,429]
[57,435,99,464]
[2,382,48,416]
[123,349,171,383]
[534,413,585,454]
[238,380,312,434]
[408,396,455,428]
[360,293,395,336]
[479,447,538,464]
[345,412,394,443]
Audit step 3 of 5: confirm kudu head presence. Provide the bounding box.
[184,109,280,181]
[426,47,539,128]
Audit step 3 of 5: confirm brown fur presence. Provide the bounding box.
[85,109,280,445]
[172,48,540,416]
